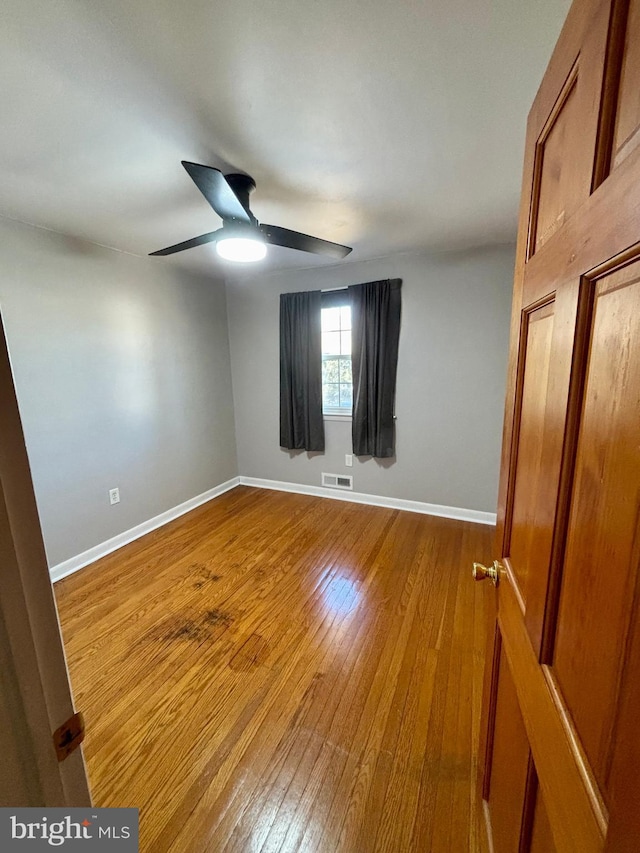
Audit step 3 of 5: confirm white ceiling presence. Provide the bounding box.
[1,0,570,276]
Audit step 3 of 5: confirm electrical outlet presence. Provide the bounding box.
[345,454,353,467]
[109,488,120,505]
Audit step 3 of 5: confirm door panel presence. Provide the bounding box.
[501,284,586,658]
[498,572,605,850]
[478,0,640,849]
[507,302,555,604]
[552,261,640,800]
[486,642,531,852]
[531,68,582,254]
[529,785,557,853]
[525,0,612,261]
[604,560,640,851]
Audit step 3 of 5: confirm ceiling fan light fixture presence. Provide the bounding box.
[215,236,267,263]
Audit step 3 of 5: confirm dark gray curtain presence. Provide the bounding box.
[349,279,402,458]
[280,290,325,451]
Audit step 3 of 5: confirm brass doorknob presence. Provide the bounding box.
[472,560,503,587]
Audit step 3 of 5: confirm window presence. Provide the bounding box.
[321,303,352,415]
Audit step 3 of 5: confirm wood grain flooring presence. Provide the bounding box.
[54,486,493,852]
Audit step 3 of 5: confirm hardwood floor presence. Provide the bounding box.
[55,486,493,852]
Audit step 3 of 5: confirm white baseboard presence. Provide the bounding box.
[50,474,495,584]
[50,477,240,583]
[238,476,497,526]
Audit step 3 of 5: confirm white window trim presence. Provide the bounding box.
[323,412,352,421]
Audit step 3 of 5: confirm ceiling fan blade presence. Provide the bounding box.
[149,229,223,256]
[182,161,252,223]
[259,224,352,259]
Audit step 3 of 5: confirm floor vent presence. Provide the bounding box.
[322,472,353,491]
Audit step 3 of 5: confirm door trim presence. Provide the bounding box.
[0,312,91,806]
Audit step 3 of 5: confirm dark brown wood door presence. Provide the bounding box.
[478,0,640,850]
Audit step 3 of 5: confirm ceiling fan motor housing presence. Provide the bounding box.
[224,173,257,220]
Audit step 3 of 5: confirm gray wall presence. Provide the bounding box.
[0,217,238,567]
[226,245,514,513]
[0,218,512,571]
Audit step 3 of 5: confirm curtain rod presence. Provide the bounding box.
[321,278,396,293]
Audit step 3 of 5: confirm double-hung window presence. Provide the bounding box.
[321,293,352,416]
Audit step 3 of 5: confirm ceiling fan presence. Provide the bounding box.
[150,161,352,263]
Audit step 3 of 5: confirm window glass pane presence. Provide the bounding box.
[323,384,339,408]
[340,383,353,408]
[322,305,353,413]
[321,307,341,332]
[322,330,340,355]
[339,358,352,383]
[322,357,339,383]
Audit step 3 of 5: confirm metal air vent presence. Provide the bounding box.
[321,473,353,490]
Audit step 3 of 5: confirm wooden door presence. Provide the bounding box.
[477,0,640,850]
